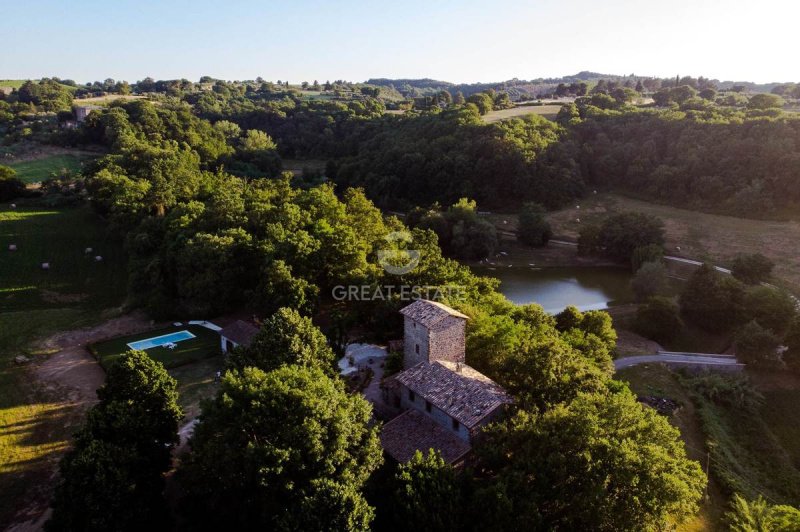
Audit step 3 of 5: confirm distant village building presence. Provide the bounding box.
[219,320,259,353]
[74,105,101,122]
[381,300,512,465]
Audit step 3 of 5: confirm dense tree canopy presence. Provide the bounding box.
[679,264,746,333]
[47,352,182,532]
[476,389,706,531]
[179,365,382,530]
[228,307,337,375]
[389,450,465,532]
[732,253,775,285]
[579,212,665,263]
[517,202,552,247]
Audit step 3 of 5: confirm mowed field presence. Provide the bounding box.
[72,94,144,106]
[8,153,95,183]
[0,80,77,92]
[483,104,563,123]
[0,202,127,525]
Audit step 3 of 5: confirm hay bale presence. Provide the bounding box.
[85,247,93,254]
[94,256,103,262]
[10,203,16,209]
[8,244,16,251]
[41,262,50,270]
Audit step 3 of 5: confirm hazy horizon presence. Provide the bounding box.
[2,0,798,84]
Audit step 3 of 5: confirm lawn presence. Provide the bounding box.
[0,202,127,527]
[483,104,563,123]
[90,325,221,370]
[8,153,95,184]
[169,356,224,419]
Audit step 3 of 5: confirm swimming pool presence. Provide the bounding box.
[127,330,196,351]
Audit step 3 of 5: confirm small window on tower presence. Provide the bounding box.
[425,401,432,413]
[452,418,460,431]
[415,344,419,354]
[408,390,415,402]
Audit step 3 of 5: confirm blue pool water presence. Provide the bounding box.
[127,330,196,351]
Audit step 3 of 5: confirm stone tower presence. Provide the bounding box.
[399,299,468,369]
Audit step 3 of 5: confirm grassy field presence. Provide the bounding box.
[169,356,224,419]
[72,94,144,106]
[0,202,127,526]
[90,325,221,370]
[0,80,77,92]
[8,153,95,183]
[0,205,127,313]
[483,104,563,123]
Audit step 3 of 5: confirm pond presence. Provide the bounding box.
[473,266,633,314]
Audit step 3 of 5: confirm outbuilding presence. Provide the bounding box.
[219,320,259,353]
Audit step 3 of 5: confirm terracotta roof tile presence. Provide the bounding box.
[380,409,471,464]
[395,361,512,428]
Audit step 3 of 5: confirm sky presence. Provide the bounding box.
[2,0,798,84]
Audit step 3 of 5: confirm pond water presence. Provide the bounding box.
[473,266,633,314]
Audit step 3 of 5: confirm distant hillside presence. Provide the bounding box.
[366,72,785,100]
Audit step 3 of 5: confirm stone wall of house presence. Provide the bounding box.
[399,383,471,441]
[428,317,466,364]
[403,315,430,368]
[403,315,466,368]
[467,404,506,440]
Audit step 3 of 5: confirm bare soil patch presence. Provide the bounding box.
[6,312,158,528]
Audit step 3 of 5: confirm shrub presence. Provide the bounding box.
[734,320,781,367]
[578,212,664,263]
[517,202,552,247]
[631,244,664,271]
[682,373,763,411]
[631,261,671,302]
[785,317,800,373]
[0,165,25,202]
[732,253,774,285]
[634,297,683,344]
[742,285,796,334]
[679,264,746,332]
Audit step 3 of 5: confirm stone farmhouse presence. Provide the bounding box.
[381,300,512,465]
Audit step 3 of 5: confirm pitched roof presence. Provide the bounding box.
[380,409,471,464]
[395,361,512,428]
[219,320,259,347]
[399,299,469,328]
